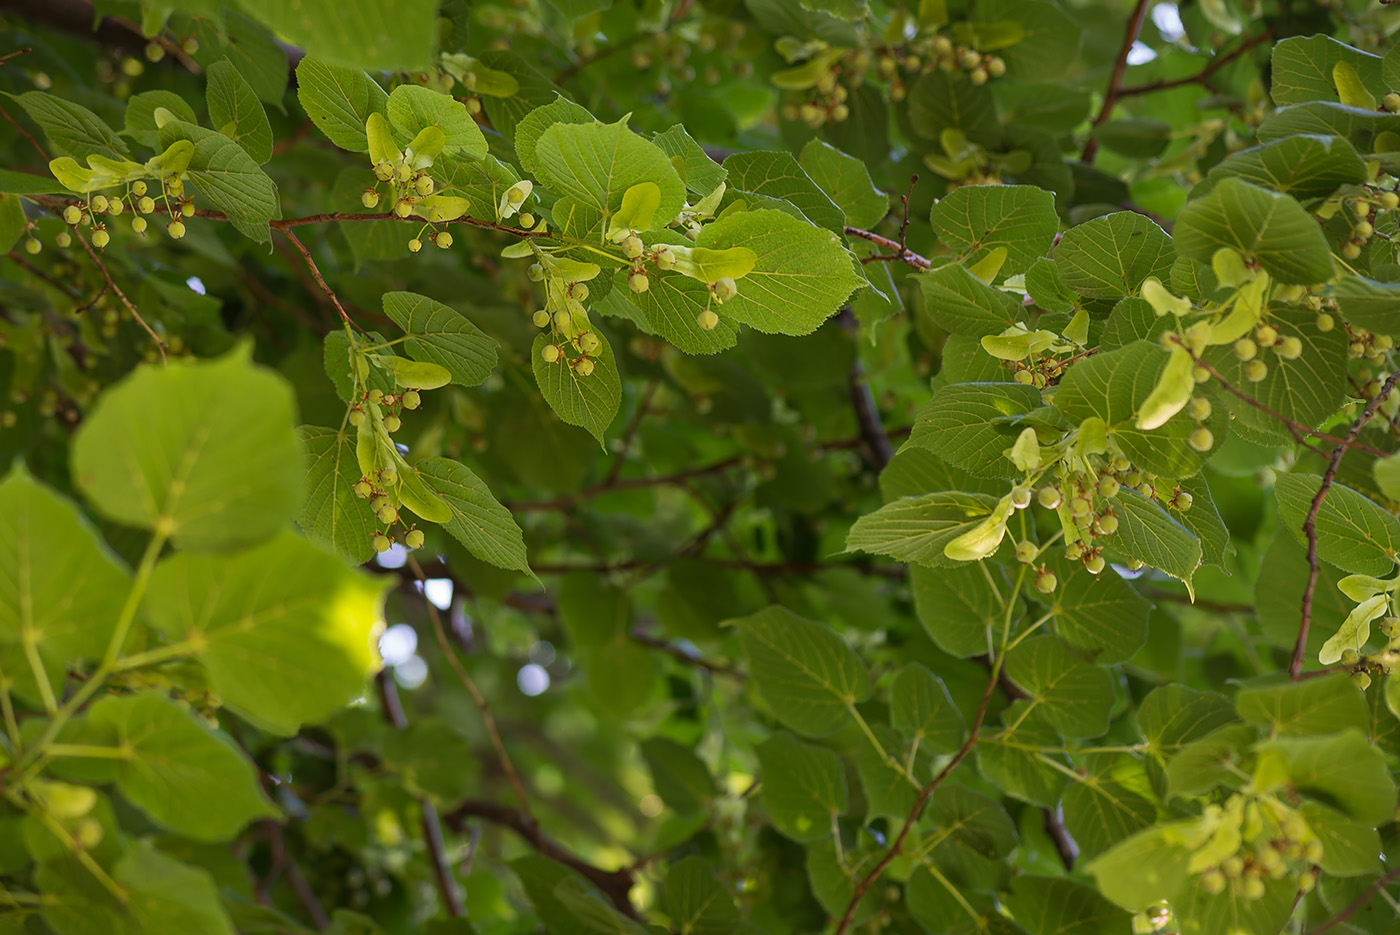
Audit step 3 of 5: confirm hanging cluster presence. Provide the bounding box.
[1189,795,1323,901]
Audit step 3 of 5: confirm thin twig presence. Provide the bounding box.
[843,225,932,271]
[838,308,894,470]
[1081,0,1153,163]
[72,228,166,362]
[375,672,465,918]
[405,555,536,828]
[1307,866,1400,935]
[278,229,355,327]
[1291,372,1400,679]
[1117,30,1275,97]
[605,381,658,486]
[0,103,48,162]
[629,627,744,679]
[833,667,1002,934]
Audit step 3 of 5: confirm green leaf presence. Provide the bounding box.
[1093,118,1171,159]
[557,572,631,649]
[158,120,280,244]
[912,561,1018,657]
[1043,554,1151,664]
[0,464,129,704]
[694,208,863,336]
[0,168,68,194]
[1110,489,1203,585]
[1255,729,1396,824]
[652,124,728,197]
[72,348,303,552]
[1256,527,1353,657]
[1060,753,1156,860]
[415,457,530,575]
[238,0,437,71]
[1005,635,1114,739]
[1235,672,1369,736]
[296,426,376,565]
[533,332,621,444]
[906,70,1000,146]
[755,731,847,841]
[640,737,718,815]
[663,858,739,935]
[1164,724,1254,798]
[535,118,687,238]
[736,606,870,736]
[39,842,237,935]
[1053,340,1215,480]
[1302,801,1382,876]
[1201,306,1346,447]
[798,139,887,229]
[1004,875,1131,935]
[586,640,657,718]
[855,722,922,819]
[85,694,277,841]
[625,263,740,355]
[1174,178,1334,284]
[381,292,498,387]
[386,85,487,160]
[918,262,1024,335]
[1053,212,1174,299]
[515,97,594,175]
[846,491,1001,567]
[1275,473,1400,576]
[889,662,966,755]
[1085,825,1192,912]
[1331,275,1400,335]
[978,705,1069,806]
[295,57,387,153]
[929,185,1059,277]
[1136,684,1238,759]
[1271,36,1383,106]
[8,91,128,161]
[122,91,198,150]
[143,530,386,736]
[1202,134,1366,200]
[724,151,846,233]
[206,61,272,164]
[908,382,1043,478]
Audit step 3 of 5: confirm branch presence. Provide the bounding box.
[1044,806,1078,870]
[833,666,1002,934]
[405,555,537,828]
[843,225,932,271]
[443,799,637,917]
[1081,0,1153,164]
[1306,865,1400,935]
[1291,372,1400,679]
[838,308,894,470]
[1117,30,1275,97]
[277,229,354,328]
[72,228,167,362]
[375,672,465,918]
[628,627,745,679]
[605,381,658,486]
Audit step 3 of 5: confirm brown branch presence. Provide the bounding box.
[1180,347,1388,458]
[629,627,745,679]
[843,225,932,271]
[605,381,658,486]
[256,821,329,929]
[0,103,48,163]
[7,251,81,298]
[509,455,746,512]
[833,666,1002,934]
[838,308,894,470]
[405,555,537,830]
[375,672,465,918]
[277,229,354,327]
[1081,0,1153,164]
[1306,865,1400,935]
[1117,30,1275,97]
[1044,806,1078,870]
[443,799,637,916]
[72,228,166,362]
[1291,372,1400,679]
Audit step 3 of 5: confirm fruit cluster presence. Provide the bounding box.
[52,178,195,251]
[349,387,426,552]
[1192,795,1323,901]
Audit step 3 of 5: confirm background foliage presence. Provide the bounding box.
[7,0,1400,933]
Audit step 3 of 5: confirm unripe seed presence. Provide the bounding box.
[91,229,110,248]
[654,246,676,270]
[1011,486,1032,509]
[108,198,124,216]
[1316,312,1335,332]
[1277,336,1303,359]
[1097,476,1120,498]
[407,237,424,253]
[621,235,644,259]
[395,163,413,183]
[1356,220,1374,238]
[572,283,589,301]
[137,195,155,214]
[401,390,420,409]
[372,534,391,553]
[379,466,398,486]
[1341,648,1361,665]
[629,269,650,293]
[24,238,40,255]
[1353,670,1373,691]
[532,309,551,328]
[1037,486,1062,509]
[131,216,147,234]
[1383,191,1400,210]
[712,277,738,302]
[1034,570,1057,594]
[1070,496,1092,517]
[63,205,82,225]
[969,67,988,85]
[554,310,571,330]
[167,220,186,239]
[368,389,384,404]
[1189,426,1214,451]
[519,213,536,228]
[1255,324,1278,347]
[377,505,398,524]
[541,344,561,363]
[55,232,71,248]
[91,195,109,213]
[435,231,453,249]
[374,162,394,182]
[1173,492,1194,511]
[393,200,413,218]
[527,263,544,281]
[1098,513,1119,534]
[1085,554,1106,574]
[370,495,390,513]
[354,480,374,498]
[384,414,402,432]
[578,332,601,354]
[362,189,380,209]
[1200,869,1226,895]
[576,357,595,376]
[986,57,1006,77]
[1244,359,1268,382]
[181,201,194,218]
[405,529,425,549]
[697,309,720,330]
[1192,365,1211,383]
[1343,242,1362,260]
[145,41,164,61]
[1014,540,1037,563]
[1234,337,1257,361]
[416,175,435,196]
[1014,369,1034,384]
[1188,396,1212,420]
